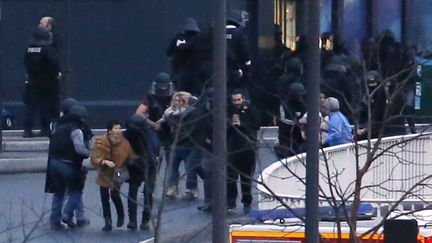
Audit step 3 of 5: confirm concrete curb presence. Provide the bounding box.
[2,140,49,152]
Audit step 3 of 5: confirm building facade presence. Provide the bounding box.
[0,0,430,128]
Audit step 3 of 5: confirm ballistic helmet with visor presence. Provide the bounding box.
[150,72,174,97]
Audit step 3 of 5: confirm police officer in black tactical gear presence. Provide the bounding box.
[358,71,388,139]
[167,18,202,94]
[321,60,354,121]
[45,98,91,228]
[24,27,61,138]
[275,82,307,159]
[226,9,252,94]
[136,72,174,161]
[276,57,304,100]
[47,105,91,230]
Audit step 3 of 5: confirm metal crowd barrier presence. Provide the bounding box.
[257,133,432,210]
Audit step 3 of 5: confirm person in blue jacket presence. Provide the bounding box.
[323,97,353,146]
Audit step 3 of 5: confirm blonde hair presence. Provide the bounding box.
[170,91,192,109]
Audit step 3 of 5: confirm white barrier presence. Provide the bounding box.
[257,133,432,210]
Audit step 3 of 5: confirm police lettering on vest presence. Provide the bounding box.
[27,47,42,53]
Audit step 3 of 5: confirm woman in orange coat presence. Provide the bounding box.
[91,120,136,231]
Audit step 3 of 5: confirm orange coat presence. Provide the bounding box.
[91,134,136,188]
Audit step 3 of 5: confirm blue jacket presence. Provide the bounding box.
[324,111,353,146]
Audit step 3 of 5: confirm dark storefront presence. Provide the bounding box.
[1,0,431,128]
[0,0,276,128]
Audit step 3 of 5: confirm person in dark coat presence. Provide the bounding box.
[23,27,61,138]
[186,25,214,95]
[358,71,388,139]
[167,18,202,94]
[45,98,92,227]
[292,34,308,67]
[226,10,252,94]
[227,89,260,214]
[275,82,307,159]
[276,57,304,100]
[48,105,90,230]
[196,89,214,212]
[45,98,79,193]
[123,114,158,231]
[321,60,354,121]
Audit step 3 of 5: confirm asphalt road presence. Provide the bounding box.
[0,145,278,243]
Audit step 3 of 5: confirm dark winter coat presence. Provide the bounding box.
[277,98,306,155]
[24,30,60,94]
[123,127,156,183]
[167,31,200,73]
[226,25,251,89]
[44,115,90,193]
[175,103,212,149]
[227,103,260,152]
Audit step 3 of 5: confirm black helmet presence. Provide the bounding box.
[150,72,174,97]
[227,9,244,26]
[285,57,303,74]
[183,18,200,33]
[347,54,362,68]
[326,55,347,65]
[60,98,79,115]
[323,63,347,73]
[69,105,88,118]
[126,114,147,130]
[288,82,306,96]
[365,70,382,87]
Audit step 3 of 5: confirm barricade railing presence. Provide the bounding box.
[257,133,432,210]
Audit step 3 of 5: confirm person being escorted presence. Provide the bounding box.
[322,97,353,147]
[159,91,195,200]
[91,120,138,231]
[47,105,90,230]
[227,89,260,214]
[124,114,158,231]
[23,27,61,137]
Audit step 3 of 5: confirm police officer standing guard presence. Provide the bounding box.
[24,27,61,137]
[226,10,252,95]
